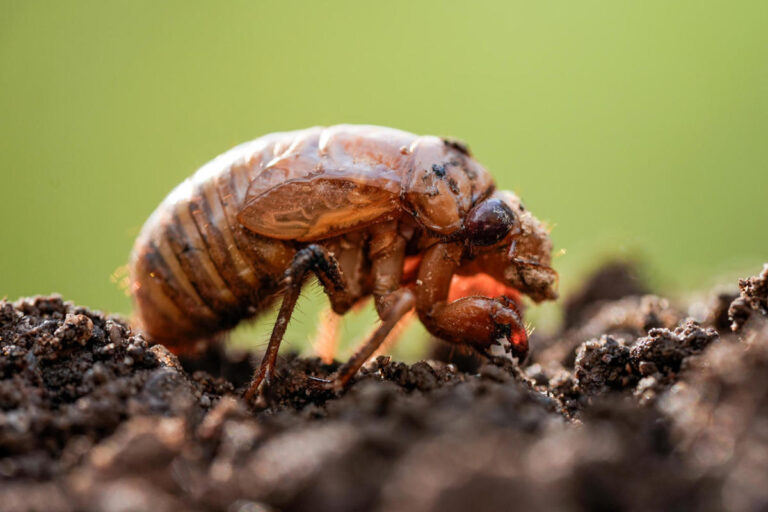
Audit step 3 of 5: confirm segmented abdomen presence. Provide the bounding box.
[130,138,296,349]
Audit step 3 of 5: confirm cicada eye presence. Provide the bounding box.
[465,198,516,246]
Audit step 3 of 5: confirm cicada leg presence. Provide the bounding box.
[415,242,529,360]
[244,244,358,402]
[371,308,416,359]
[313,306,342,365]
[326,222,412,389]
[330,288,415,389]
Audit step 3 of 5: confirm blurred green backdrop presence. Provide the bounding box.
[2,1,766,356]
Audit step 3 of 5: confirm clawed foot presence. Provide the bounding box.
[243,367,275,407]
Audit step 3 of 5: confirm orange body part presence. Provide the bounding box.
[448,273,527,357]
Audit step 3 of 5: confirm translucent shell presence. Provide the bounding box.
[236,125,495,241]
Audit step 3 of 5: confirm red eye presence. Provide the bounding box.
[465,198,516,246]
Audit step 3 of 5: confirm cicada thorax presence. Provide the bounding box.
[402,136,494,236]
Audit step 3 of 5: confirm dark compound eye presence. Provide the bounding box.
[465,198,516,246]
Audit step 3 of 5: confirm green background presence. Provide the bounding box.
[2,1,766,357]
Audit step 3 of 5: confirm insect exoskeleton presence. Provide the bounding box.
[129,124,558,398]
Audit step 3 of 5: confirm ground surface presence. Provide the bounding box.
[1,263,768,512]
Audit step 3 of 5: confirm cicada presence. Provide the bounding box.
[130,125,558,398]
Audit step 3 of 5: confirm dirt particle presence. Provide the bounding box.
[729,263,768,331]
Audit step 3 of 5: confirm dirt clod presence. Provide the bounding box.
[574,335,634,396]
[729,263,768,331]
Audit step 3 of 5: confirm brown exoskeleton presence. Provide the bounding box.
[129,125,558,399]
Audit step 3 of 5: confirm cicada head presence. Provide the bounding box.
[462,190,558,303]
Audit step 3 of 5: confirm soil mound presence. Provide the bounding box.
[2,264,767,511]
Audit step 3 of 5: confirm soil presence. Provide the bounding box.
[2,263,768,512]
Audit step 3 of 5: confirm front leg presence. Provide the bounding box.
[415,242,528,359]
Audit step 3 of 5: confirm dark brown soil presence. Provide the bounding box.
[2,263,768,512]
